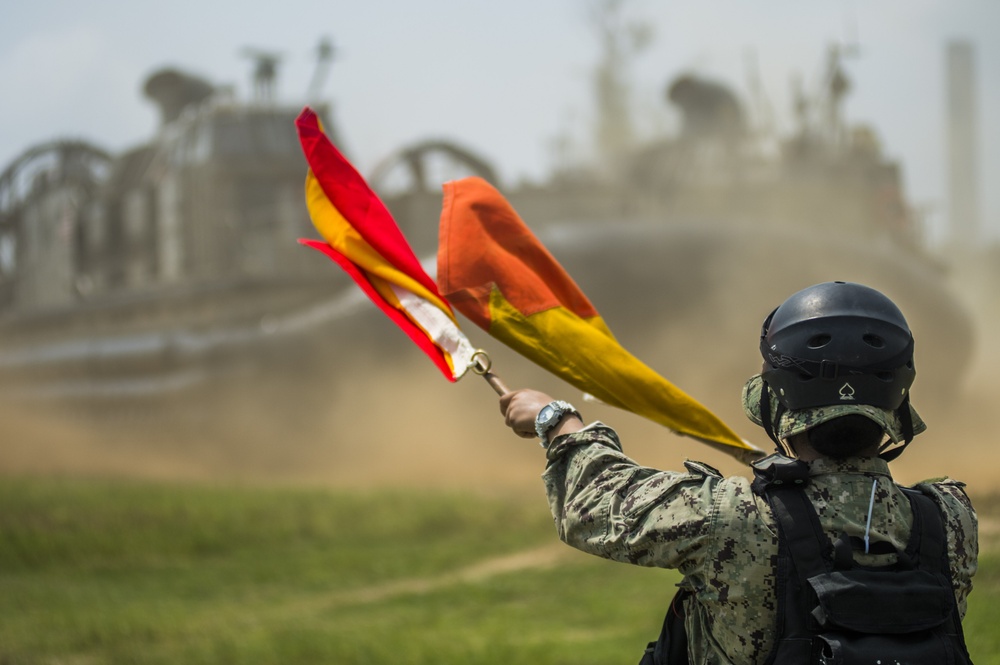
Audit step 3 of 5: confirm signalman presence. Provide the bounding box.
[500,281,977,664]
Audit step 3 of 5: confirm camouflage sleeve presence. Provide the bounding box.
[915,478,978,619]
[541,423,719,575]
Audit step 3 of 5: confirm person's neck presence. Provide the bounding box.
[784,433,879,462]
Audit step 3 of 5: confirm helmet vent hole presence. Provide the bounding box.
[863,334,885,349]
[807,334,832,349]
[876,371,894,382]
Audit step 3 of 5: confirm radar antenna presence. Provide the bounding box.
[241,47,284,102]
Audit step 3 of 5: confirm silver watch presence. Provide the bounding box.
[534,400,580,442]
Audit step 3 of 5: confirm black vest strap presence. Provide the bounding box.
[638,588,690,665]
[902,488,946,571]
[767,485,830,579]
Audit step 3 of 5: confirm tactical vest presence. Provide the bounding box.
[639,455,973,665]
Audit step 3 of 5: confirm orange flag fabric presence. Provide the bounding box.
[437,177,762,462]
[296,107,476,381]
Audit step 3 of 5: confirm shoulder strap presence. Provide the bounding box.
[766,486,831,579]
[758,482,827,665]
[901,487,974,663]
[752,455,829,580]
[900,487,946,572]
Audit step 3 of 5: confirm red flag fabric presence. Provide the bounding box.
[296,107,475,381]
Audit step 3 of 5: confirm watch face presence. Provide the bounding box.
[538,405,556,422]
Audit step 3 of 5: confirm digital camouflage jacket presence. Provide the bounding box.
[541,424,978,665]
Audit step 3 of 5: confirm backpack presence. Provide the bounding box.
[639,455,973,665]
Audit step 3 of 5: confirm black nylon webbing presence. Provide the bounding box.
[902,489,947,572]
[767,487,830,580]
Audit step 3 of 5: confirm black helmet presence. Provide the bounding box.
[759,281,915,412]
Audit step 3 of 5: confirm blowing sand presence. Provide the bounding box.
[1,239,997,498]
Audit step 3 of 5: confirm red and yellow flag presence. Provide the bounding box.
[296,107,475,381]
[437,176,761,461]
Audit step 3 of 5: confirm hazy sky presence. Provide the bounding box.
[2,0,997,244]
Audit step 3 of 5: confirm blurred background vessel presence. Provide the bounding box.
[0,5,992,481]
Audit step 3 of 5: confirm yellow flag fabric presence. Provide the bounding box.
[437,177,763,462]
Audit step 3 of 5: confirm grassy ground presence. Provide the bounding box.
[0,478,996,664]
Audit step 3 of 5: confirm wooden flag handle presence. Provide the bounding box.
[482,372,510,396]
[470,350,510,395]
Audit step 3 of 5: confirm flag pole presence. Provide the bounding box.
[470,350,509,395]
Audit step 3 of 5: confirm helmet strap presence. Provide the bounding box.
[880,395,914,462]
[759,380,788,454]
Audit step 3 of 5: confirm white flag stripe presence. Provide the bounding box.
[392,285,477,379]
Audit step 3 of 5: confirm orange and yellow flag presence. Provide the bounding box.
[437,177,762,462]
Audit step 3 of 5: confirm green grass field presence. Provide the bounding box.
[0,478,996,664]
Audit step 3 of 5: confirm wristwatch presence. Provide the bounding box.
[534,400,581,444]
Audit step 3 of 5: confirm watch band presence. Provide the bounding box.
[534,400,581,443]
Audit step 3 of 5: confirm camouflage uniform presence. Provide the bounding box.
[542,423,978,665]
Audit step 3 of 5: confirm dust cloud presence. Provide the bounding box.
[2,230,998,499]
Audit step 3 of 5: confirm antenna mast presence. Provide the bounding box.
[307,37,336,101]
